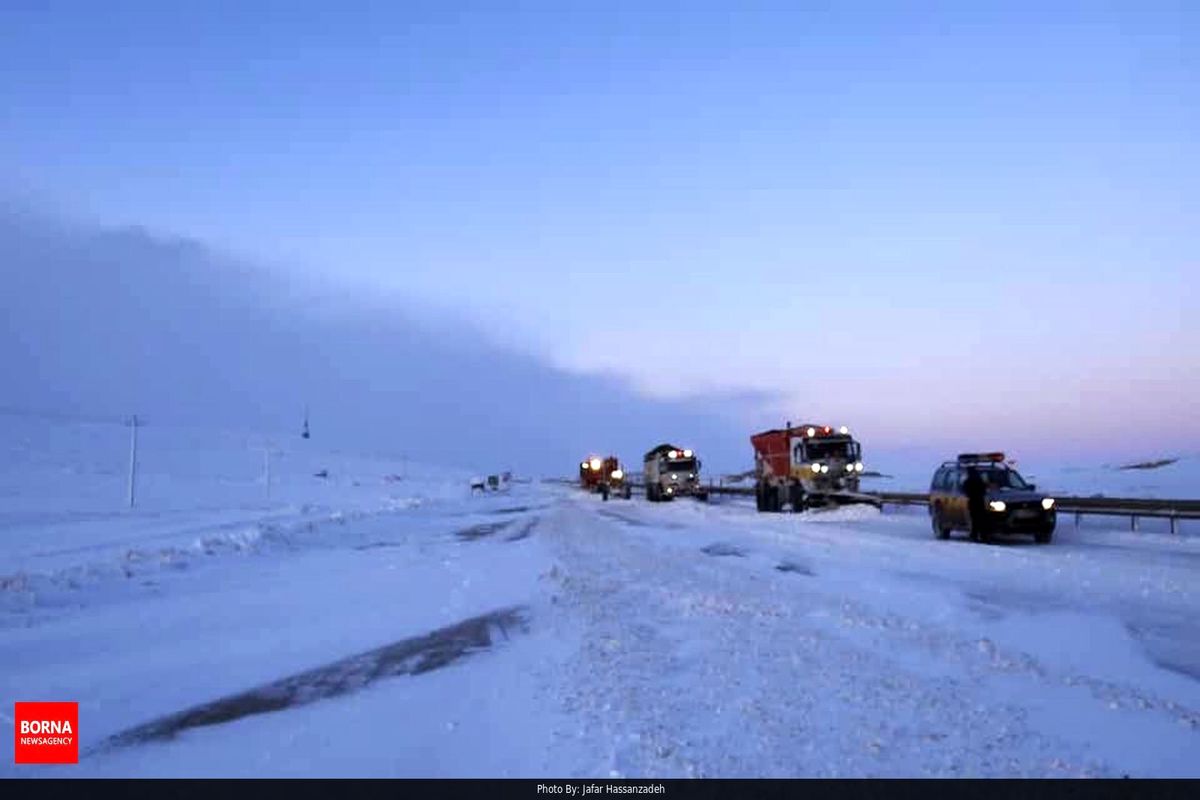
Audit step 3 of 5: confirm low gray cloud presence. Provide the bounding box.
[0,204,761,475]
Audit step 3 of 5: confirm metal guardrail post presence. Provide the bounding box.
[1131,515,1139,532]
[1170,514,1178,535]
[1074,511,1081,529]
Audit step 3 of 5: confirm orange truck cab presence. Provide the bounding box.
[579,455,632,500]
[750,422,873,512]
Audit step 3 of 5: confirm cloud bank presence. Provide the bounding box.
[0,204,762,474]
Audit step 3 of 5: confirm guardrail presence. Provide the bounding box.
[551,478,1199,535]
[870,491,1200,534]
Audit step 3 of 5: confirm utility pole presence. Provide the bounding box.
[263,447,272,503]
[127,414,140,508]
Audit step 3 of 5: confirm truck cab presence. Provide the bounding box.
[643,444,707,502]
[579,455,632,500]
[751,423,869,511]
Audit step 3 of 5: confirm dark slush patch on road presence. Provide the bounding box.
[92,606,530,753]
[455,520,515,541]
[492,505,552,515]
[505,518,539,542]
[595,509,686,530]
[701,542,746,558]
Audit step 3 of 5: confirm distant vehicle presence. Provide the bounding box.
[929,453,1056,544]
[643,444,707,502]
[579,455,632,500]
[470,473,510,493]
[750,422,873,511]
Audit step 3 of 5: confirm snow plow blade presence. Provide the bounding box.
[808,491,883,509]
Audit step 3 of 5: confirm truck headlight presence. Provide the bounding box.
[845,464,854,473]
[855,462,864,472]
[811,463,821,473]
[683,449,693,457]
[589,458,602,471]
[611,469,623,480]
[671,474,678,480]
[988,501,1007,512]
[1042,498,1055,510]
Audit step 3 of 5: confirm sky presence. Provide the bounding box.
[1,1,1197,460]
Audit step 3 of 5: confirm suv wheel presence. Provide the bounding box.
[1034,525,1054,544]
[931,510,950,540]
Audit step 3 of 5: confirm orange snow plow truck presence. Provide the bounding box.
[579,455,633,500]
[750,422,880,512]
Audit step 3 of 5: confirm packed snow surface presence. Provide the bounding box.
[2,418,1199,777]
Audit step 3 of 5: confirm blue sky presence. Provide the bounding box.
[2,1,1196,456]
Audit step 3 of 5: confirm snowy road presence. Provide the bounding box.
[538,492,1200,776]
[3,483,1199,777]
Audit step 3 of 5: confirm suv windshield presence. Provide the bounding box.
[981,467,1029,490]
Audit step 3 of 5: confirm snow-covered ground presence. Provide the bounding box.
[2,417,1199,777]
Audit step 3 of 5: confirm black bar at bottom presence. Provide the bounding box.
[5,778,1199,800]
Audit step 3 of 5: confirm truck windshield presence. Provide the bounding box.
[666,459,697,473]
[802,440,858,461]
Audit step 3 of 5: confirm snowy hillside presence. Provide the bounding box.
[0,413,474,612]
[3,415,1199,777]
[858,450,1200,499]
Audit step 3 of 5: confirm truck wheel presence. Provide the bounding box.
[601,484,610,501]
[789,483,806,513]
[755,483,766,512]
[623,485,632,500]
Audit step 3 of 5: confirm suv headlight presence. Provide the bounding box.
[854,462,864,472]
[810,463,821,473]
[988,501,1007,512]
[1042,498,1055,510]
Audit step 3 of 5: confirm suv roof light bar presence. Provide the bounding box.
[957,452,1006,464]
